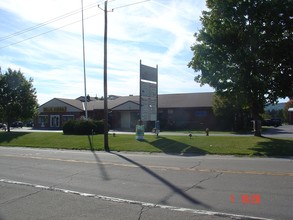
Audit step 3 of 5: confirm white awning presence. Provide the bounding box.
[289,108,293,112]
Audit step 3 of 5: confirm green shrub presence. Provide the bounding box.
[93,120,104,134]
[63,119,104,135]
[62,120,76,135]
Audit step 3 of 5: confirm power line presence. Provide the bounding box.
[0,13,101,50]
[0,0,121,43]
[112,0,150,11]
[0,0,150,50]
[0,2,102,42]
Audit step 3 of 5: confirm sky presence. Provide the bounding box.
[0,0,214,105]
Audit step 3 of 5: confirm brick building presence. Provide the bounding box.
[36,92,215,131]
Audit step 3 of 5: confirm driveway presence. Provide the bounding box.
[263,125,293,138]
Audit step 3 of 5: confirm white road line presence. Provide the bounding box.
[0,178,273,220]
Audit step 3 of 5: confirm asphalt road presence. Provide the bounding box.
[261,125,293,138]
[0,147,292,220]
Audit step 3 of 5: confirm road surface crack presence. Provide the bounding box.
[185,172,223,192]
[0,188,42,207]
[51,171,85,188]
[154,171,220,207]
[138,205,144,220]
[189,161,202,169]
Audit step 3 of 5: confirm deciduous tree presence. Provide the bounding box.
[188,0,293,136]
[0,68,38,132]
[213,94,250,131]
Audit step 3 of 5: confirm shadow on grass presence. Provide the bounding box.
[144,136,207,156]
[110,152,210,208]
[0,132,29,143]
[249,137,293,157]
[88,135,111,181]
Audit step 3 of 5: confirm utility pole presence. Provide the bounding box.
[81,0,88,119]
[98,0,148,151]
[99,0,111,152]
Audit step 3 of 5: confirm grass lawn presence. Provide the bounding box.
[0,131,292,157]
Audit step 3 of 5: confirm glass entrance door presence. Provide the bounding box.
[50,115,60,128]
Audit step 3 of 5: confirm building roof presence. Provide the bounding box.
[41,92,214,112]
[88,93,214,110]
[158,93,213,108]
[57,98,85,110]
[39,98,85,111]
[76,96,97,102]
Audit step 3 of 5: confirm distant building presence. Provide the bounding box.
[36,92,215,131]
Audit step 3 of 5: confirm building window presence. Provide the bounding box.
[62,115,74,124]
[38,115,48,127]
[195,110,208,117]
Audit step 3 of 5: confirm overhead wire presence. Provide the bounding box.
[0,0,149,50]
[112,0,150,10]
[0,1,101,42]
[0,13,102,50]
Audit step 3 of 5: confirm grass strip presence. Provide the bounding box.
[0,131,292,157]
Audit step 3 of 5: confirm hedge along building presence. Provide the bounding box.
[36,92,215,130]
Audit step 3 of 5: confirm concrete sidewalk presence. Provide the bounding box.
[8,125,293,138]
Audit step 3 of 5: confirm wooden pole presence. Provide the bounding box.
[103,0,109,151]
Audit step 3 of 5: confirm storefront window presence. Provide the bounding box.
[38,115,48,127]
[62,115,74,124]
[195,110,208,118]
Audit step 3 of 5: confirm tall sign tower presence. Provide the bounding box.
[139,60,158,122]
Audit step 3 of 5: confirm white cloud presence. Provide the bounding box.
[0,0,212,105]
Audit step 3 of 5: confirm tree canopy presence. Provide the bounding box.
[0,68,38,131]
[188,0,293,136]
[213,93,250,131]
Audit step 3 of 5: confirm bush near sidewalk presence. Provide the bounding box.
[63,119,104,135]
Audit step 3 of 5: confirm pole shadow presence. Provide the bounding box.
[110,152,210,208]
[88,135,110,181]
[144,136,207,156]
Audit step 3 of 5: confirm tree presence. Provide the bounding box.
[0,68,38,132]
[213,94,250,131]
[188,0,293,136]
